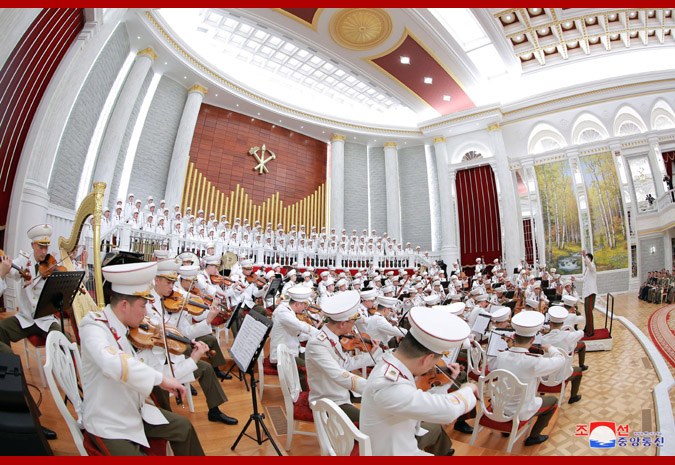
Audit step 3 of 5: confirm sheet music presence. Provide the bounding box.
[229,314,269,373]
[470,312,491,335]
[487,330,514,357]
[441,345,461,365]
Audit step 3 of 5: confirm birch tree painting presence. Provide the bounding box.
[579,151,628,271]
[535,160,582,275]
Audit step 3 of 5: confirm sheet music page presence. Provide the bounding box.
[230,314,269,372]
[441,345,461,365]
[487,330,514,357]
[470,313,491,335]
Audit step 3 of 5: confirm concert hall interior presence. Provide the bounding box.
[1,8,675,457]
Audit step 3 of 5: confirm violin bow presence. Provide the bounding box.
[31,253,69,289]
[352,325,377,365]
[160,302,184,408]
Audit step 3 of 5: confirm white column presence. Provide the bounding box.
[488,127,522,273]
[448,168,460,265]
[647,137,667,197]
[433,137,458,263]
[92,47,157,207]
[329,134,345,232]
[383,142,402,242]
[164,84,207,209]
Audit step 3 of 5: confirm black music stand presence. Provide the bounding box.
[34,271,85,337]
[265,277,282,302]
[230,312,280,455]
[223,303,249,390]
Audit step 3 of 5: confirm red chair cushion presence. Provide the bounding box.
[350,442,360,456]
[478,405,530,433]
[27,334,47,347]
[262,357,278,376]
[292,391,314,423]
[537,379,568,393]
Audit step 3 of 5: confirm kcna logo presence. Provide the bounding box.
[576,422,628,448]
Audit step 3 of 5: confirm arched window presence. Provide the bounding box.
[528,123,567,154]
[613,106,647,136]
[572,114,609,145]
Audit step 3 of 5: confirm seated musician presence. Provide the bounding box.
[360,307,478,456]
[366,296,407,348]
[540,306,584,404]
[175,265,231,380]
[494,311,565,446]
[79,262,204,455]
[305,291,382,424]
[0,225,69,355]
[484,306,512,372]
[356,289,377,332]
[140,257,237,425]
[561,295,588,370]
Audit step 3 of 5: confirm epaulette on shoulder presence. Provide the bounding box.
[383,362,401,382]
[91,311,107,322]
[317,332,327,342]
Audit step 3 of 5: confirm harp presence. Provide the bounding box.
[57,182,106,338]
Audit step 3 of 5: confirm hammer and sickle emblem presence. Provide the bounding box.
[248,144,276,175]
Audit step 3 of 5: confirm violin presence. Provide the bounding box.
[38,254,67,279]
[210,274,235,287]
[203,294,232,319]
[308,303,322,314]
[0,249,31,281]
[165,290,209,315]
[415,359,460,392]
[339,331,385,353]
[128,316,215,359]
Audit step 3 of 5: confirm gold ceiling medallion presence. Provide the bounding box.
[248,144,276,174]
[330,8,393,51]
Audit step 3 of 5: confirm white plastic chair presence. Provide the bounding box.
[312,398,372,456]
[276,344,317,451]
[23,335,48,387]
[43,331,88,455]
[538,350,574,408]
[214,324,229,346]
[467,340,487,381]
[469,369,537,453]
[256,346,280,400]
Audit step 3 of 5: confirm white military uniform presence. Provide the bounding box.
[79,306,168,447]
[366,311,406,344]
[540,328,584,355]
[305,326,379,406]
[360,352,476,456]
[269,300,319,363]
[9,252,58,332]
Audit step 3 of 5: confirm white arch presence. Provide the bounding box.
[527,123,567,154]
[650,99,675,130]
[613,105,647,136]
[451,141,493,164]
[572,113,609,145]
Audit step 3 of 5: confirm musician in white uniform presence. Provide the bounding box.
[305,291,382,423]
[494,311,565,447]
[269,286,319,364]
[366,296,407,348]
[360,307,478,456]
[575,250,597,337]
[561,295,588,370]
[79,262,204,455]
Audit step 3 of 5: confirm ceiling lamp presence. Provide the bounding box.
[400,56,410,64]
[424,77,433,84]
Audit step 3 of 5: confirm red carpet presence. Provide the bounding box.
[647,304,675,368]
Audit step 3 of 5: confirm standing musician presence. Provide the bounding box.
[576,250,597,337]
[360,307,478,456]
[305,291,382,423]
[79,262,204,455]
[140,257,237,425]
[0,224,69,355]
[175,265,231,381]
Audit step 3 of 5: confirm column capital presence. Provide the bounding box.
[188,84,208,95]
[330,134,346,142]
[384,141,397,148]
[433,136,446,144]
[487,123,501,132]
[137,47,158,60]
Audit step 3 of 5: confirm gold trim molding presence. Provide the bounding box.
[384,142,397,148]
[433,137,446,144]
[137,47,157,60]
[188,84,208,95]
[329,8,393,51]
[330,134,346,142]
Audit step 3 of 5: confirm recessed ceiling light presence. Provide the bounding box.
[322,131,325,133]
[300,126,303,128]
[257,113,260,115]
[515,35,524,42]
[272,125,275,128]
[137,36,141,40]
[629,11,637,19]
[504,14,513,22]
[563,21,573,29]
[251,118,254,122]
[442,95,451,101]
[236,104,239,107]
[183,76,187,79]
[608,14,617,20]
[279,120,282,122]
[164,62,167,65]
[424,77,433,84]
[215,94,218,97]
[539,28,548,34]
[400,56,410,64]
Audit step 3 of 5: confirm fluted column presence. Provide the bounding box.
[164,84,207,209]
[488,126,521,273]
[383,142,402,241]
[647,137,666,197]
[329,134,346,232]
[92,47,156,207]
[433,137,458,263]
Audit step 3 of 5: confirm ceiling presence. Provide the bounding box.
[124,8,675,143]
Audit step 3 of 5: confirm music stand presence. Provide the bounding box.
[265,277,282,302]
[230,311,280,455]
[224,303,249,390]
[34,271,85,337]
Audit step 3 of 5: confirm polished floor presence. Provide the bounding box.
[1,293,669,456]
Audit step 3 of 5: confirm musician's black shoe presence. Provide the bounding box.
[568,395,582,404]
[190,385,198,396]
[214,368,232,380]
[445,449,455,456]
[208,408,238,425]
[42,427,57,440]
[502,432,510,438]
[453,420,473,434]
[524,435,549,446]
[580,365,589,371]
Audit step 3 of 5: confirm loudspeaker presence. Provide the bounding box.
[0,353,52,455]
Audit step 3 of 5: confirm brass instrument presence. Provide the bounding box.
[58,182,106,332]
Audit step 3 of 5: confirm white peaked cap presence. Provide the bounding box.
[287,285,312,302]
[547,306,568,324]
[408,307,470,354]
[360,289,378,300]
[491,306,511,322]
[102,262,157,299]
[321,291,361,322]
[562,295,579,306]
[511,311,545,337]
[377,296,398,308]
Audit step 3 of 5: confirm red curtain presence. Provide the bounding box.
[523,218,536,267]
[663,150,675,179]
[456,165,502,274]
[0,8,83,248]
